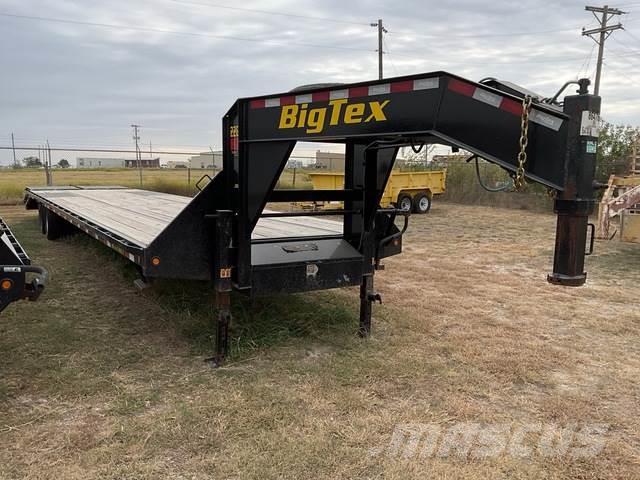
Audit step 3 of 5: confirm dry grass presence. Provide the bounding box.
[0,168,312,204]
[0,203,638,479]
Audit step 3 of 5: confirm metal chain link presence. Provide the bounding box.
[514,95,533,191]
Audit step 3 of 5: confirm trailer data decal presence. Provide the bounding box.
[278,99,390,134]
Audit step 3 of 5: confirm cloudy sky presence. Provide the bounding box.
[1,0,639,165]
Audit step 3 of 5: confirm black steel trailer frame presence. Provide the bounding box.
[23,71,600,365]
[0,216,48,312]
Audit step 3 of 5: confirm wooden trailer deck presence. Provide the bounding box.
[26,187,342,247]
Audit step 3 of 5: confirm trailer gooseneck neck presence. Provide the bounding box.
[22,71,600,365]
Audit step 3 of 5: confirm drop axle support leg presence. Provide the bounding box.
[359,273,381,337]
[212,290,231,367]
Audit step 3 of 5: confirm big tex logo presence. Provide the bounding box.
[278,99,390,134]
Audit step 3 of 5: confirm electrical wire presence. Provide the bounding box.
[472,156,513,192]
[0,12,373,52]
[386,25,584,39]
[166,0,370,26]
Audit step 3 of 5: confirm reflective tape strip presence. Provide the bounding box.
[264,98,280,108]
[295,94,313,104]
[251,77,441,108]
[530,109,563,131]
[473,89,502,108]
[448,79,564,131]
[413,77,440,90]
[329,89,349,100]
[369,84,390,96]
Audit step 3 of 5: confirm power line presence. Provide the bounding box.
[382,49,593,65]
[0,12,373,52]
[166,0,369,26]
[0,146,203,155]
[387,25,586,39]
[578,42,598,77]
[622,27,640,44]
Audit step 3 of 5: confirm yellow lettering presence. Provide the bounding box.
[297,104,308,128]
[306,108,326,133]
[279,105,299,129]
[329,99,348,125]
[365,100,390,122]
[344,103,365,124]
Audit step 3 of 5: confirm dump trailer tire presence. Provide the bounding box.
[413,193,432,214]
[397,193,413,212]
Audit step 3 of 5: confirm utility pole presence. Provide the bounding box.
[370,19,387,80]
[10,133,17,167]
[582,5,626,96]
[46,140,53,186]
[131,124,143,187]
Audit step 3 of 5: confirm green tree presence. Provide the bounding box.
[22,156,42,168]
[596,122,639,181]
[57,159,70,168]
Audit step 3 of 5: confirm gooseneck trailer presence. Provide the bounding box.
[18,72,600,364]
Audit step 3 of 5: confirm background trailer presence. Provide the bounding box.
[19,72,600,365]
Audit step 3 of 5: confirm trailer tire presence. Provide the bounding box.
[397,194,413,212]
[413,193,431,214]
[38,205,47,234]
[45,210,64,241]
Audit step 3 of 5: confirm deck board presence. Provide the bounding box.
[30,188,342,247]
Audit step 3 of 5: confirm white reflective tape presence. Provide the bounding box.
[295,94,312,104]
[264,98,280,108]
[369,84,390,96]
[330,89,349,100]
[413,77,440,90]
[472,89,502,108]
[530,109,563,131]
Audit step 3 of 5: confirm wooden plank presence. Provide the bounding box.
[33,188,342,247]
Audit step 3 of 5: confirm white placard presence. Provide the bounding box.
[580,111,600,137]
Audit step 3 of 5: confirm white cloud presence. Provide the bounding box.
[1,0,639,164]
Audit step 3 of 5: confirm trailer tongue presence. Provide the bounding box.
[24,71,600,365]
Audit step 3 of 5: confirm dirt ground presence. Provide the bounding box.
[0,202,639,479]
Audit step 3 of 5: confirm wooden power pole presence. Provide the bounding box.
[582,5,626,96]
[371,19,387,80]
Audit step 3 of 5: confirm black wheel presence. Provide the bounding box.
[397,193,412,212]
[38,205,47,234]
[412,193,432,214]
[46,210,63,240]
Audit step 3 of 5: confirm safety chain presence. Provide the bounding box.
[514,95,533,191]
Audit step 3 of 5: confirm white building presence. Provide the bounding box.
[188,151,223,169]
[76,157,126,168]
[166,160,189,169]
[314,151,345,171]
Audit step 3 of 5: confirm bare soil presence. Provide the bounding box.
[0,202,638,479]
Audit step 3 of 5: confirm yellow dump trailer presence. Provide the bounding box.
[307,170,446,214]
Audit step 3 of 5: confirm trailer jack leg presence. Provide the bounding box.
[359,274,381,337]
[207,291,231,367]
